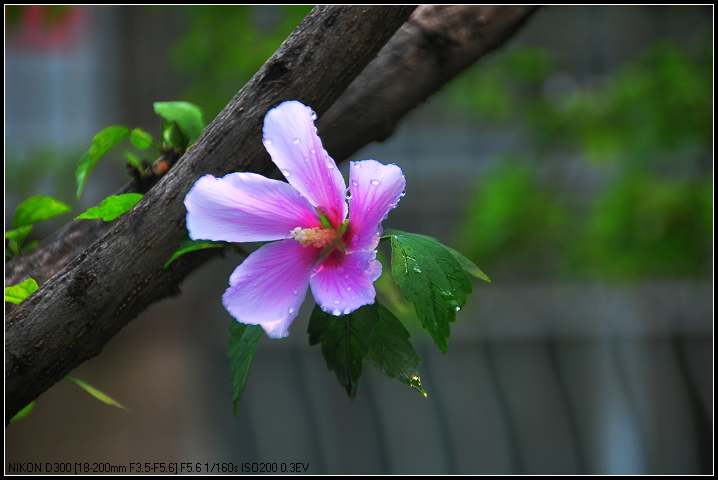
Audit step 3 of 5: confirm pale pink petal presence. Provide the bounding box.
[262,101,347,227]
[185,172,320,243]
[309,250,382,316]
[345,160,406,251]
[222,240,321,338]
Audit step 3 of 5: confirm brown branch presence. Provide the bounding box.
[320,5,540,159]
[6,6,537,290]
[5,5,538,420]
[5,5,416,421]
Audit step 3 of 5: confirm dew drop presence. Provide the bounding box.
[281,169,291,178]
[370,179,381,187]
[332,308,341,315]
[351,180,359,187]
[310,111,317,120]
[288,307,295,314]
[454,305,461,312]
[327,161,335,169]
[413,266,422,273]
[343,308,351,315]
[310,148,316,155]
[292,137,300,144]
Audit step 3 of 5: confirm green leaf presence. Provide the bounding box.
[75,126,130,197]
[385,230,473,353]
[308,307,367,398]
[363,303,427,397]
[162,122,187,150]
[10,401,35,423]
[5,225,33,243]
[164,240,225,268]
[12,195,71,228]
[129,128,154,150]
[5,277,40,305]
[67,377,127,410]
[75,193,143,222]
[445,245,492,283]
[308,302,426,398]
[124,151,144,173]
[228,322,263,413]
[153,101,205,143]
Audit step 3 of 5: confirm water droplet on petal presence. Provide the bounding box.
[332,308,341,315]
[263,138,272,145]
[343,307,351,315]
[310,148,316,155]
[288,307,295,314]
[351,180,359,187]
[310,111,317,120]
[292,137,300,144]
[327,161,335,169]
[281,169,291,178]
[370,179,381,186]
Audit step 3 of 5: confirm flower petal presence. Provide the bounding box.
[185,172,320,243]
[346,160,406,251]
[262,101,347,227]
[310,250,382,316]
[222,240,321,338]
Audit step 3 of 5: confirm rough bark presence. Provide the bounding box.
[5,5,416,421]
[320,5,539,160]
[5,5,538,420]
[6,5,538,289]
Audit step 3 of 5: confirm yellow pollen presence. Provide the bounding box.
[290,227,337,248]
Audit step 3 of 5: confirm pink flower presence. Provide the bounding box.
[184,101,406,338]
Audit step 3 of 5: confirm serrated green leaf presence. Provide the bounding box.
[153,101,205,143]
[164,240,225,268]
[75,193,143,222]
[228,322,263,414]
[308,307,367,398]
[363,303,427,397]
[67,377,127,410]
[12,195,71,228]
[5,277,39,305]
[10,401,35,423]
[76,126,130,197]
[129,128,154,150]
[445,245,492,283]
[386,230,473,353]
[308,302,426,398]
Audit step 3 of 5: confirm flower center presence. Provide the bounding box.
[290,227,337,249]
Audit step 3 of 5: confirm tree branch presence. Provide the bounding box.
[5,5,416,420]
[5,5,538,420]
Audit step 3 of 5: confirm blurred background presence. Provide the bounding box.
[5,5,713,474]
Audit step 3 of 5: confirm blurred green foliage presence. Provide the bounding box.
[171,6,312,118]
[452,42,712,280]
